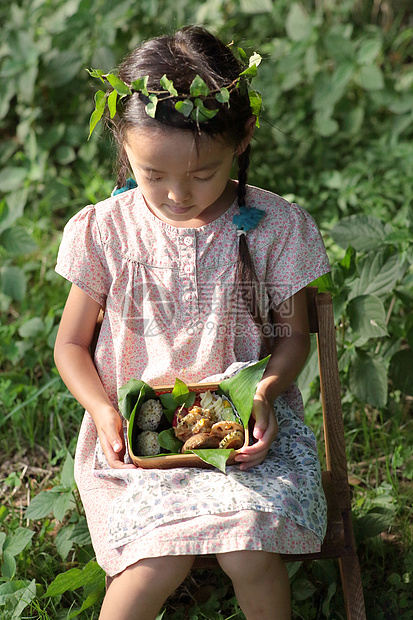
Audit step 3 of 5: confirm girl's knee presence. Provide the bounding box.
[117,555,195,591]
[216,550,283,582]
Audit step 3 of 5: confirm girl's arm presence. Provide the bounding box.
[54,284,135,469]
[235,287,310,470]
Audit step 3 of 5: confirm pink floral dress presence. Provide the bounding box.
[55,184,331,577]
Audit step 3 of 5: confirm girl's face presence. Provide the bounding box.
[123,128,237,227]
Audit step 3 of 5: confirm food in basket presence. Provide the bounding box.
[135,430,161,456]
[118,357,270,470]
[136,398,163,430]
[174,393,245,452]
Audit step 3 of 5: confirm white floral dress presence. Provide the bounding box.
[55,184,330,577]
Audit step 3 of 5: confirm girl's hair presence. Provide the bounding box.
[110,25,270,354]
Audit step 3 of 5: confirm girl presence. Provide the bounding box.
[54,25,330,620]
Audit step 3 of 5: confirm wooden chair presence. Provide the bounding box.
[102,288,366,618]
[193,288,366,619]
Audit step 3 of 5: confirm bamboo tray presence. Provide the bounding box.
[127,382,249,469]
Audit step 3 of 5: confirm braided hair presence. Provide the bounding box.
[110,26,270,354]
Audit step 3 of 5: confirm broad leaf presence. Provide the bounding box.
[107,89,118,118]
[25,489,58,520]
[347,295,388,338]
[330,215,388,251]
[215,87,229,103]
[118,379,156,419]
[189,75,209,97]
[3,527,34,556]
[131,75,149,96]
[45,561,105,597]
[190,449,233,474]
[145,94,158,118]
[349,352,388,407]
[175,99,194,117]
[105,73,131,97]
[158,428,183,453]
[160,74,178,96]
[218,356,270,427]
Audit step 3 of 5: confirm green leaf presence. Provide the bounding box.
[330,215,387,251]
[239,0,273,12]
[0,265,26,301]
[285,3,312,42]
[0,226,37,256]
[69,583,105,618]
[45,561,105,597]
[159,392,176,408]
[118,379,156,453]
[249,90,262,123]
[18,317,44,338]
[191,99,219,122]
[160,74,178,96]
[355,507,394,540]
[107,89,118,118]
[105,73,131,97]
[349,352,388,408]
[175,99,194,118]
[46,51,83,87]
[86,68,105,82]
[189,75,209,97]
[88,90,106,139]
[347,294,388,338]
[190,449,233,473]
[238,48,247,62]
[0,579,36,616]
[69,517,92,546]
[218,357,270,427]
[215,87,230,104]
[349,250,402,299]
[60,451,75,488]
[0,167,27,192]
[145,94,158,118]
[3,528,34,556]
[291,577,317,600]
[158,428,183,453]
[53,490,76,522]
[130,75,149,96]
[171,378,190,400]
[25,489,58,520]
[239,64,258,79]
[356,65,385,91]
[118,379,156,420]
[1,551,16,579]
[55,524,75,560]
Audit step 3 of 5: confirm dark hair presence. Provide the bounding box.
[110,25,270,354]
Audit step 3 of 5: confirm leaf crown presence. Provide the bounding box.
[86,48,262,139]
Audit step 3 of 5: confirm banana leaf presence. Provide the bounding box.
[190,449,233,474]
[118,378,156,457]
[218,356,271,428]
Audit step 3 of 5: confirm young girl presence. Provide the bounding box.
[54,25,330,620]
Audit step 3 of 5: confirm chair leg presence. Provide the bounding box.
[339,554,366,620]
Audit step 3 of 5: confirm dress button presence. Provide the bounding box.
[184,292,193,302]
[183,236,193,246]
[184,264,193,274]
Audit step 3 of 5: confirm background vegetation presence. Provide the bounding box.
[0,0,412,618]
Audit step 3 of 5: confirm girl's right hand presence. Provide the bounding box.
[96,407,137,469]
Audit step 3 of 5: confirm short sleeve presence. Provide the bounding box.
[265,203,330,307]
[55,205,111,306]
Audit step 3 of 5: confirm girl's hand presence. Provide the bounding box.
[96,407,137,470]
[234,395,278,471]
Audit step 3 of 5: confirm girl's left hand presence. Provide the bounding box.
[234,395,278,470]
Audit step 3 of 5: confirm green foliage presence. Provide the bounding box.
[1,0,412,617]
